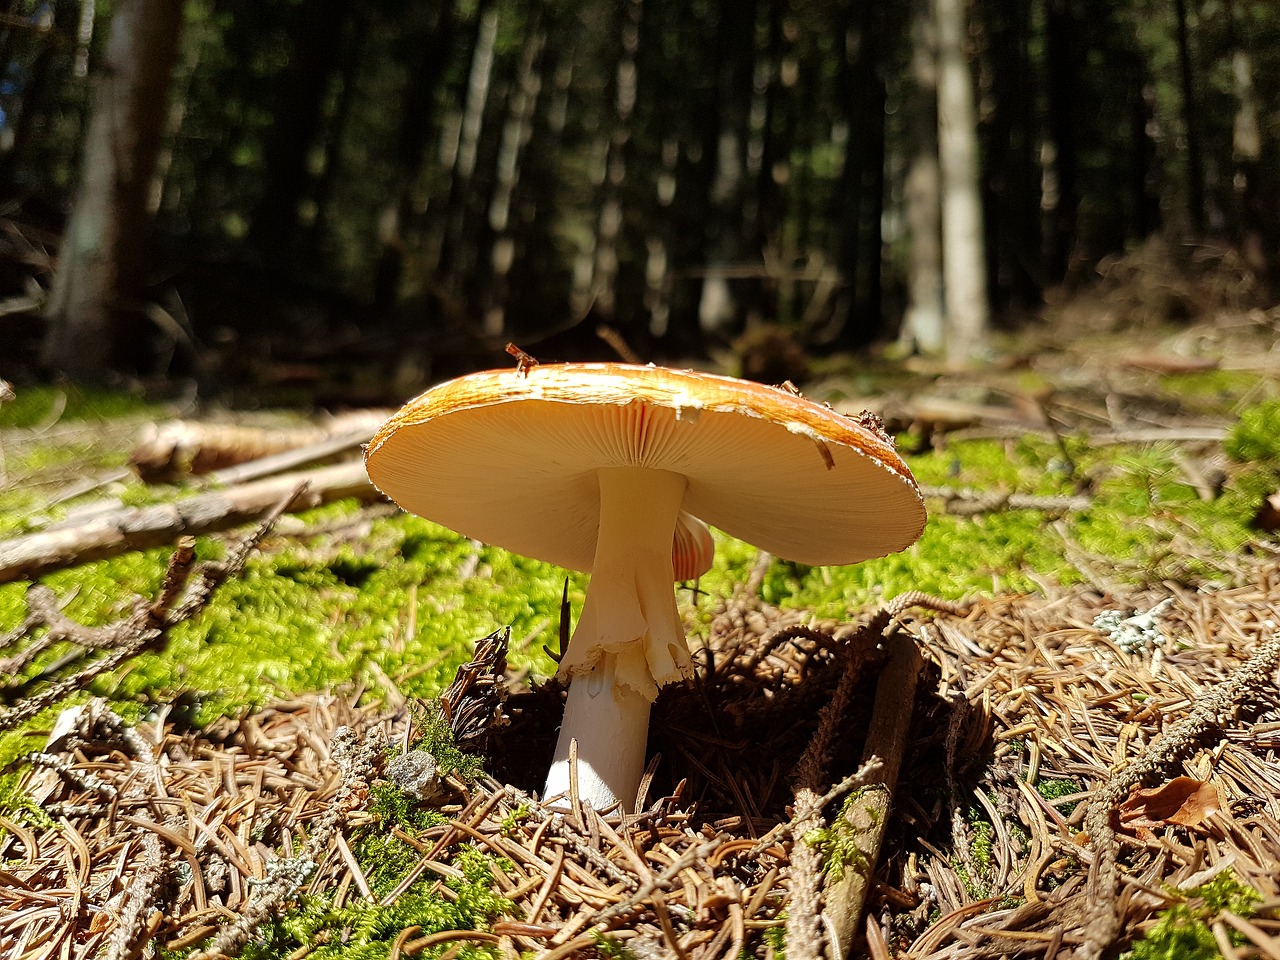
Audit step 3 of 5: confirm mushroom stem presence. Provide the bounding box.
[545,466,690,810]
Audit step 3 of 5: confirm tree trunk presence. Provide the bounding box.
[42,0,184,380]
[247,0,349,259]
[1044,0,1081,282]
[484,14,545,337]
[371,0,456,319]
[589,0,642,332]
[832,0,886,349]
[902,0,944,354]
[935,0,989,365]
[436,0,499,295]
[697,0,757,340]
[976,0,1039,311]
[1225,0,1272,276]
[1172,0,1205,235]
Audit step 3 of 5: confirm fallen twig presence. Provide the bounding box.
[822,626,924,958]
[920,485,1092,515]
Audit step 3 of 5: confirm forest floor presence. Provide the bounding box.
[0,306,1279,960]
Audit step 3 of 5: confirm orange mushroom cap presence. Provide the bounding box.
[365,363,925,569]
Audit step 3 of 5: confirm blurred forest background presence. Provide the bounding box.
[1,0,1278,396]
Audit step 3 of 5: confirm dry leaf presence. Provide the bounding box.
[1114,776,1223,840]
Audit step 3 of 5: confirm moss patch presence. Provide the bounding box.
[1125,870,1262,960]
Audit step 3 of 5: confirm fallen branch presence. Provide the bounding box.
[920,484,1092,515]
[821,626,924,958]
[781,592,966,960]
[0,460,379,583]
[130,411,389,483]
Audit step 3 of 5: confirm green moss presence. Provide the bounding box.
[0,386,158,429]
[1225,400,1280,465]
[1035,778,1081,814]
[5,400,1278,742]
[1158,370,1269,412]
[592,932,639,959]
[763,921,787,959]
[1125,870,1262,960]
[804,788,879,882]
[0,713,69,828]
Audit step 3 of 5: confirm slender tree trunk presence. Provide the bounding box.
[832,0,874,348]
[591,0,642,330]
[1129,58,1161,240]
[756,1,797,327]
[306,8,370,257]
[1172,0,1205,235]
[372,0,456,318]
[902,0,944,354]
[42,0,184,379]
[976,0,1038,311]
[484,14,545,337]
[935,0,989,365]
[697,0,757,339]
[247,0,349,258]
[436,0,499,292]
[1225,0,1271,275]
[1044,0,1081,282]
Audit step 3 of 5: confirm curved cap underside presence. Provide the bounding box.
[366,365,926,573]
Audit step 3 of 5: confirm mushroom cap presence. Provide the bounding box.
[365,363,926,572]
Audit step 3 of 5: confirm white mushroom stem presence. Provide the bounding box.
[545,466,691,810]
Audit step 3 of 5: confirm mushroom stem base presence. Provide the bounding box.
[544,651,651,811]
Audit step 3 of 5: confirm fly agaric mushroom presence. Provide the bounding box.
[364,363,925,810]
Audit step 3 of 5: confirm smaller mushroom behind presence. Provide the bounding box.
[365,363,926,811]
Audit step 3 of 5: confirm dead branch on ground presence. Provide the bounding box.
[0,461,379,583]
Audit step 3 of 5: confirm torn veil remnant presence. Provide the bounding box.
[365,363,926,811]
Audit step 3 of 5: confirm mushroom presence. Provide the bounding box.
[364,363,925,810]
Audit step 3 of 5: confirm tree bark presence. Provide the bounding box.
[935,0,989,366]
[371,0,456,319]
[484,12,545,337]
[247,0,350,259]
[1172,0,1206,235]
[696,0,757,340]
[1225,0,1272,276]
[1044,0,1081,282]
[42,0,184,380]
[903,0,944,355]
